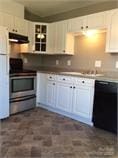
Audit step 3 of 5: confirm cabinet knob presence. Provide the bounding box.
[81,26,84,29]
[12,29,14,32]
[86,26,88,29]
[16,30,18,32]
[73,86,76,89]
[70,86,72,88]
[63,50,65,53]
[82,81,85,83]
[53,83,55,85]
[49,76,52,79]
[63,78,65,80]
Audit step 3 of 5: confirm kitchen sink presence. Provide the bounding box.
[60,72,104,77]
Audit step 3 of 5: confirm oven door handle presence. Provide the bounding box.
[10,95,36,103]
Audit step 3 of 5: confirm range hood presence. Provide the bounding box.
[9,32,29,44]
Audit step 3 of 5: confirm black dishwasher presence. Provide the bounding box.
[92,80,118,134]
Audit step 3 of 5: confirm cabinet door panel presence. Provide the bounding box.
[36,73,47,105]
[0,12,3,26]
[56,83,73,112]
[106,9,118,52]
[68,17,84,32]
[46,81,56,107]
[86,12,105,29]
[73,86,93,119]
[2,13,14,32]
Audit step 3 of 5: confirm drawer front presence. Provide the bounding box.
[75,78,95,86]
[57,75,74,83]
[47,74,57,81]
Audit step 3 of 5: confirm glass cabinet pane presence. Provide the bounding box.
[35,34,41,42]
[35,25,41,33]
[42,25,46,33]
[35,43,41,51]
[41,43,46,51]
[41,34,46,42]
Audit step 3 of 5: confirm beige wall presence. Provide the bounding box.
[41,32,118,72]
[0,0,24,18]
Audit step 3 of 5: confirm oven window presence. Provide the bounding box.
[12,78,34,93]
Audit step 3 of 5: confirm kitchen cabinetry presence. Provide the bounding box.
[0,11,28,36]
[106,9,118,53]
[69,12,106,32]
[47,21,74,55]
[73,84,94,120]
[56,82,73,112]
[37,72,95,125]
[47,81,56,107]
[36,73,47,105]
[34,23,48,53]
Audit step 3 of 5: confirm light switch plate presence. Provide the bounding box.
[24,58,28,64]
[95,60,101,68]
[115,61,118,68]
[56,60,59,65]
[67,60,71,66]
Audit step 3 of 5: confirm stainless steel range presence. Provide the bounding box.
[10,58,36,114]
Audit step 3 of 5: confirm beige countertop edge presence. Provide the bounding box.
[36,70,118,83]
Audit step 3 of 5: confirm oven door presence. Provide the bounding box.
[10,76,36,99]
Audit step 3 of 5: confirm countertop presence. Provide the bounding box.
[26,66,118,83]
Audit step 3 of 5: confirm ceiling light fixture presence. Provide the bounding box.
[82,30,98,37]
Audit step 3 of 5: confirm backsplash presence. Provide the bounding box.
[41,32,118,72]
[22,32,118,72]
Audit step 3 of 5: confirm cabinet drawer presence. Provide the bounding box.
[75,78,95,86]
[57,75,74,83]
[47,74,56,81]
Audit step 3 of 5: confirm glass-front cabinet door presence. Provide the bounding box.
[34,23,47,53]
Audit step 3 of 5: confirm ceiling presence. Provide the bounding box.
[13,0,109,18]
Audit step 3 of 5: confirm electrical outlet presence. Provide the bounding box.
[115,61,118,68]
[95,60,101,68]
[56,60,59,65]
[67,60,71,66]
[24,58,28,64]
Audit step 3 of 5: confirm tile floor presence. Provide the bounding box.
[0,107,117,158]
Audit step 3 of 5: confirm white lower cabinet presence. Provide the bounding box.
[56,83,73,112]
[37,73,95,125]
[46,81,56,107]
[73,85,94,120]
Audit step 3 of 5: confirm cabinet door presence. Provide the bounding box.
[14,17,28,36]
[47,23,56,54]
[73,86,93,119]
[0,27,8,54]
[68,17,84,32]
[56,83,73,112]
[106,9,118,52]
[86,12,105,29]
[55,21,68,54]
[28,21,34,52]
[46,81,56,107]
[36,73,47,105]
[0,12,3,26]
[2,12,14,32]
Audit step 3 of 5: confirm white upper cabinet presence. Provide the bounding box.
[2,12,14,33]
[0,11,28,36]
[47,21,74,55]
[69,12,106,33]
[14,17,28,36]
[0,12,3,26]
[106,9,118,53]
[0,27,8,54]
